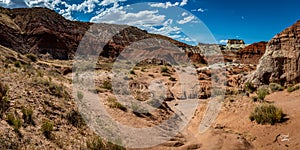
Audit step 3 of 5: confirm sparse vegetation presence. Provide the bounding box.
[269,83,284,92]
[160,66,169,73]
[101,80,112,90]
[41,120,54,139]
[249,104,285,125]
[7,113,22,135]
[22,108,35,126]
[257,88,269,101]
[287,85,300,93]
[244,82,255,93]
[26,53,38,62]
[107,97,127,111]
[66,110,85,128]
[77,91,84,100]
[86,137,125,150]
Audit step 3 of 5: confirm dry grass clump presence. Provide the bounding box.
[249,104,284,125]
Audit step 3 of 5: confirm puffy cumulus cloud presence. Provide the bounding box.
[149,0,187,9]
[99,0,126,6]
[177,15,195,24]
[179,0,188,6]
[144,19,182,38]
[24,0,101,20]
[149,1,179,9]
[90,6,165,27]
[219,40,228,44]
[0,0,12,6]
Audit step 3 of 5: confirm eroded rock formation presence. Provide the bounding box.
[238,41,267,64]
[246,20,300,86]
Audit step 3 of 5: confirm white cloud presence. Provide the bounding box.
[149,0,187,9]
[181,12,188,17]
[179,0,188,6]
[191,8,205,12]
[177,15,195,24]
[90,6,165,27]
[197,8,204,12]
[0,0,12,6]
[180,37,193,42]
[99,0,126,6]
[219,40,228,44]
[149,1,179,9]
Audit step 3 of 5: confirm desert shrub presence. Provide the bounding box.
[269,83,284,92]
[66,110,85,128]
[101,80,112,90]
[0,82,9,118]
[87,137,105,150]
[257,88,269,101]
[22,108,35,126]
[107,97,127,111]
[77,91,84,100]
[287,85,300,93]
[244,82,255,93]
[169,76,176,81]
[7,113,22,135]
[86,137,125,150]
[249,104,284,125]
[14,61,21,68]
[26,53,38,62]
[160,66,169,73]
[41,120,54,139]
[48,83,68,98]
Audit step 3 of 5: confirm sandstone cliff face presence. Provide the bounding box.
[247,20,300,86]
[238,41,267,64]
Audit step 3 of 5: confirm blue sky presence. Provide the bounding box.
[0,0,299,45]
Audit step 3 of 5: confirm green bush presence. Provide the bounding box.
[26,53,38,62]
[86,137,125,150]
[244,82,255,93]
[77,91,84,100]
[160,66,169,73]
[41,120,54,139]
[269,83,284,92]
[22,108,35,126]
[287,85,300,93]
[249,104,284,125]
[66,110,85,128]
[107,97,127,111]
[7,113,22,134]
[48,83,68,98]
[257,88,269,101]
[101,80,112,90]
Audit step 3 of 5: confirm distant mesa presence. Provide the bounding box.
[225,39,248,50]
